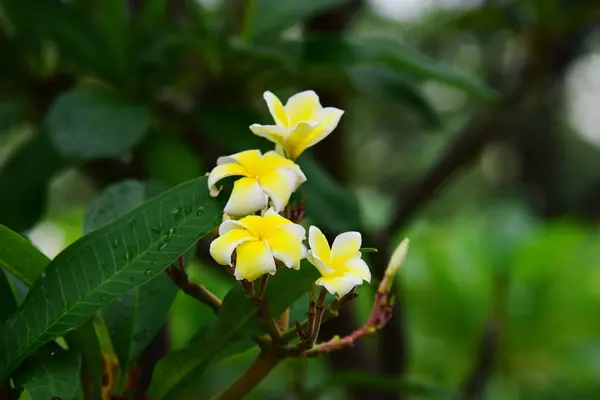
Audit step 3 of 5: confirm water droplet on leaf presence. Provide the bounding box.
[157,243,167,251]
[196,207,204,216]
[112,239,121,248]
[152,225,163,234]
[145,269,152,275]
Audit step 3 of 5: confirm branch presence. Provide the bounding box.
[166,256,222,314]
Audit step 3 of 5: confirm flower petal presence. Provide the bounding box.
[285,90,322,125]
[283,122,319,160]
[207,163,248,195]
[223,177,268,216]
[263,91,289,127]
[261,208,292,234]
[235,215,264,237]
[229,150,264,173]
[210,229,255,266]
[249,124,290,148]
[262,151,307,188]
[259,168,299,212]
[316,274,363,297]
[218,219,247,236]
[295,107,344,157]
[306,250,334,276]
[266,224,306,269]
[308,226,331,265]
[345,257,371,282]
[331,231,362,265]
[234,240,276,282]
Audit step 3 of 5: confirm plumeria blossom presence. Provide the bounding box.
[210,208,306,282]
[208,149,306,217]
[306,226,371,297]
[249,90,344,160]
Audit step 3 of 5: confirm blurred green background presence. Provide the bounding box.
[2,0,600,399]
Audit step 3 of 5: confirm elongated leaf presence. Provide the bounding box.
[0,225,50,286]
[12,343,82,400]
[246,0,346,42]
[148,264,319,399]
[298,153,362,233]
[85,180,177,369]
[46,85,150,160]
[65,319,103,400]
[97,0,130,83]
[0,133,66,232]
[1,0,116,82]
[83,180,167,234]
[0,271,17,326]
[348,65,440,127]
[0,176,223,380]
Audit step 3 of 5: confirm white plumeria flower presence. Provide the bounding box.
[306,226,371,297]
[209,208,306,282]
[249,90,344,160]
[208,149,306,217]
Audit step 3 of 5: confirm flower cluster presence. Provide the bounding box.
[208,90,369,297]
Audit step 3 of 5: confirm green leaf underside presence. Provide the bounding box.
[0,271,18,326]
[148,263,320,400]
[0,225,51,287]
[12,343,82,400]
[0,176,223,380]
[85,180,177,369]
[46,85,150,160]
[65,319,103,400]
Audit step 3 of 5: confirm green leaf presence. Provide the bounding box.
[46,85,150,160]
[0,176,223,380]
[84,179,177,369]
[0,225,50,286]
[65,319,103,400]
[2,0,115,82]
[83,180,167,234]
[297,153,362,233]
[0,133,67,232]
[245,0,346,42]
[0,271,18,326]
[96,0,130,83]
[148,264,320,400]
[195,106,271,154]
[347,65,441,127]
[0,101,24,132]
[356,38,497,101]
[137,0,169,31]
[12,343,82,400]
[142,133,202,186]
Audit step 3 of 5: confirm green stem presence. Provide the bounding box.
[210,350,280,400]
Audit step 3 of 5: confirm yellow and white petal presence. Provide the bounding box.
[210,229,255,266]
[249,124,290,148]
[308,226,331,266]
[234,240,276,282]
[345,257,371,282]
[229,150,264,173]
[262,151,307,188]
[235,215,264,238]
[295,107,344,156]
[306,250,334,276]
[266,224,306,269]
[331,231,362,265]
[258,168,298,212]
[285,90,322,125]
[223,177,268,217]
[218,219,248,236]
[261,208,292,234]
[316,274,363,297]
[283,122,319,159]
[207,163,248,195]
[263,91,289,127]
